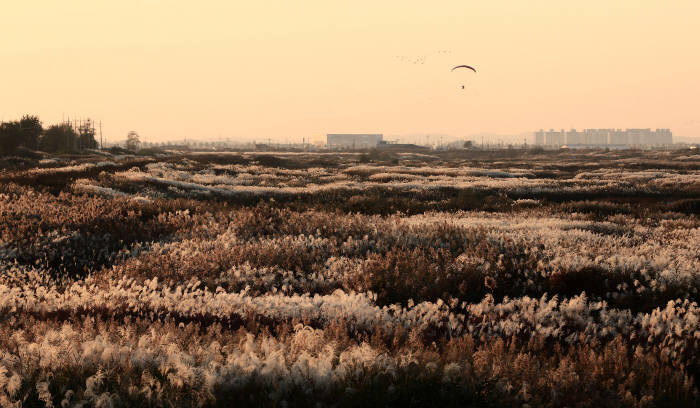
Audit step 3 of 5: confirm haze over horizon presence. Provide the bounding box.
[2,1,699,143]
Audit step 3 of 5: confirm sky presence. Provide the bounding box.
[1,1,699,143]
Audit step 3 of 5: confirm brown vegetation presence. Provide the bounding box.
[0,149,698,406]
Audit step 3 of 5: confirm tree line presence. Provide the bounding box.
[0,115,98,155]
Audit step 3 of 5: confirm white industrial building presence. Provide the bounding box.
[326,134,383,149]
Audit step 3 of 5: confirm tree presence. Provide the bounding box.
[126,131,140,151]
[19,115,43,150]
[0,121,23,154]
[463,141,473,149]
[41,124,78,152]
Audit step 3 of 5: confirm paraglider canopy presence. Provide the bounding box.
[451,65,476,72]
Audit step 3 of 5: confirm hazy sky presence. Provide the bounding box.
[2,1,699,143]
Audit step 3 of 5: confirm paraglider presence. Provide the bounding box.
[451,65,476,89]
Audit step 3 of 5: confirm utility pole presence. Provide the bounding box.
[99,121,103,150]
[66,116,70,150]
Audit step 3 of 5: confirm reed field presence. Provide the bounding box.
[0,149,699,407]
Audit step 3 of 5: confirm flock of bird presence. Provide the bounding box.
[394,49,452,65]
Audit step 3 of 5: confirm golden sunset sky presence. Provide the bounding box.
[2,1,699,143]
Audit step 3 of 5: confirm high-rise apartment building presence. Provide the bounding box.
[544,129,566,146]
[535,130,545,146]
[535,128,671,148]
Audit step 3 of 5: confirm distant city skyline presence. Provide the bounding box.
[117,127,700,149]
